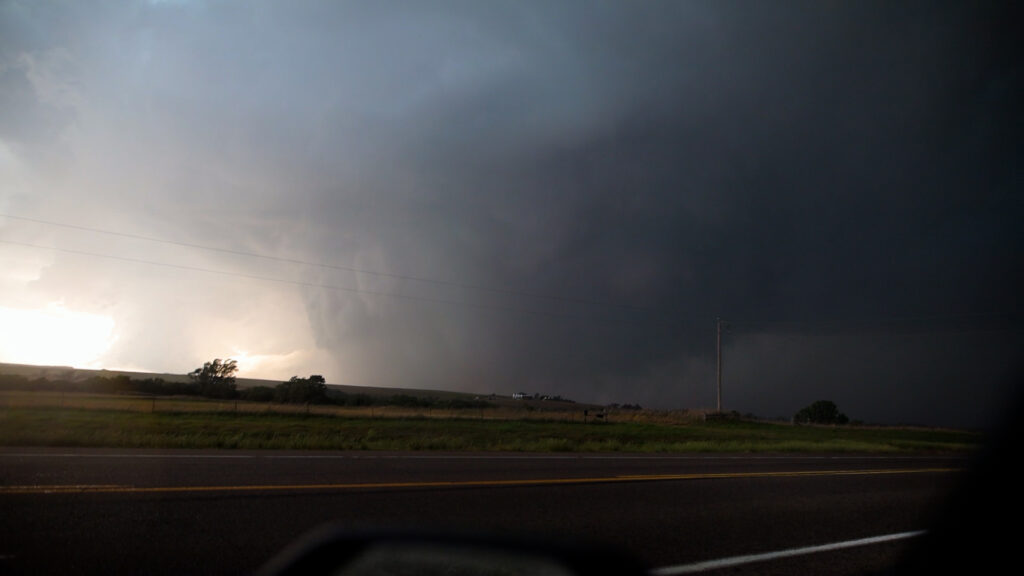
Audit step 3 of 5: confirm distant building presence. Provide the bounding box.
[512,392,526,399]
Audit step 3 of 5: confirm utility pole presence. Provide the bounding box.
[716,317,722,412]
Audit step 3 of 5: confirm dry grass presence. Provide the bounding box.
[0,403,981,453]
[0,391,985,454]
[0,391,617,423]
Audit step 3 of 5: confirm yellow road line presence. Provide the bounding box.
[0,468,959,495]
[0,484,127,494]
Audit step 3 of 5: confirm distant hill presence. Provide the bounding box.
[0,362,195,384]
[0,361,593,409]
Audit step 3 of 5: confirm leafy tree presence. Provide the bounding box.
[275,374,329,404]
[794,400,849,425]
[188,358,238,399]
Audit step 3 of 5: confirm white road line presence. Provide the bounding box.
[650,531,927,575]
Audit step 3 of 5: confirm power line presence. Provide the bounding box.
[720,313,1023,335]
[727,313,1017,325]
[0,213,653,312]
[0,238,688,328]
[5,214,1013,334]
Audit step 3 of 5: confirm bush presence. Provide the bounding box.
[275,375,329,404]
[794,400,849,425]
[444,398,495,410]
[0,374,30,391]
[387,394,432,408]
[239,386,276,402]
[705,410,741,422]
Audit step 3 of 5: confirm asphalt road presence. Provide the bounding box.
[0,449,968,575]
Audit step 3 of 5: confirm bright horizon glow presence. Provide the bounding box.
[0,304,116,369]
[229,347,330,382]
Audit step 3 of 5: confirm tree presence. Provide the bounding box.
[188,358,238,399]
[275,374,329,404]
[794,400,849,425]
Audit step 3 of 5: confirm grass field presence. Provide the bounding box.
[0,391,981,453]
[0,390,600,421]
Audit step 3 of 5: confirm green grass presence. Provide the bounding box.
[0,406,982,452]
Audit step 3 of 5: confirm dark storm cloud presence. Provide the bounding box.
[294,2,1022,425]
[2,1,1020,427]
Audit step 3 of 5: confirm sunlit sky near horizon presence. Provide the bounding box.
[1,1,1021,427]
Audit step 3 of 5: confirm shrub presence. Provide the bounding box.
[239,386,276,402]
[275,375,329,404]
[794,400,849,425]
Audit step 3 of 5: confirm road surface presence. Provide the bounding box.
[0,448,967,575]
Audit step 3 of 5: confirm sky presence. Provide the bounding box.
[1,1,1021,428]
